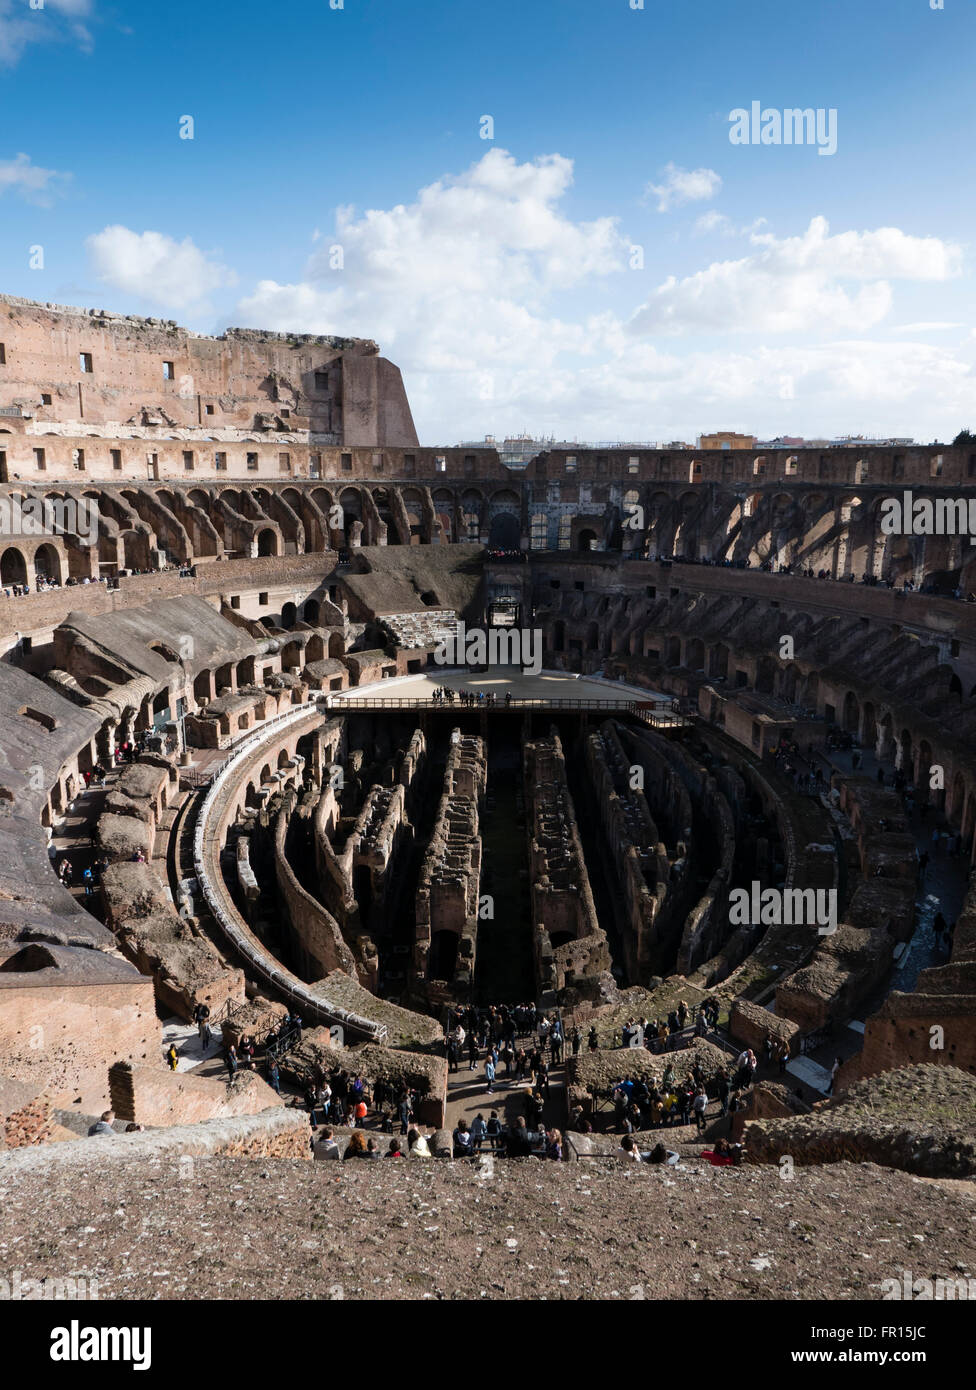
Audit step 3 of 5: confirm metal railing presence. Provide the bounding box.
[329,694,682,723]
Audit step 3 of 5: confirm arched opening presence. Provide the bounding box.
[878,711,894,761]
[949,771,966,826]
[862,701,877,751]
[303,598,320,625]
[34,543,61,585]
[488,511,520,550]
[339,488,363,545]
[429,931,459,981]
[256,528,278,557]
[842,690,860,735]
[150,642,180,663]
[804,670,820,712]
[963,793,976,858]
[756,655,776,694]
[709,644,729,680]
[898,728,913,774]
[281,601,297,627]
[0,546,28,587]
[578,528,597,552]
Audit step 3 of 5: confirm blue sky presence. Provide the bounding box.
[1,0,974,444]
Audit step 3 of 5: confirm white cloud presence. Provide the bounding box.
[645,163,721,213]
[0,0,93,66]
[86,226,237,311]
[236,148,628,372]
[0,153,70,206]
[694,211,734,236]
[232,153,971,444]
[694,211,768,238]
[629,216,962,337]
[889,321,964,333]
[430,338,974,448]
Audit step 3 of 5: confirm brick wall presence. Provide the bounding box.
[109,1061,283,1128]
[0,979,158,1105]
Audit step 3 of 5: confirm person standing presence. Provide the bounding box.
[485,1055,496,1094]
[827,1056,842,1095]
[470,1113,487,1153]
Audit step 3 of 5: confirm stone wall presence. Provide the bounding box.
[583,721,669,981]
[524,728,607,994]
[0,969,158,1106]
[0,293,416,447]
[0,1077,55,1149]
[728,999,799,1056]
[0,1107,312,1173]
[413,730,485,1000]
[100,860,245,1021]
[841,883,976,1084]
[743,1065,976,1177]
[108,1061,283,1128]
[775,924,894,1034]
[274,793,363,982]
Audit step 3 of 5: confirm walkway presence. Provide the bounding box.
[443,1053,567,1139]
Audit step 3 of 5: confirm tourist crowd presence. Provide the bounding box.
[431,687,512,707]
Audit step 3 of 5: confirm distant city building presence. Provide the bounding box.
[697,432,756,450]
[831,435,916,448]
[459,433,585,469]
[758,435,916,449]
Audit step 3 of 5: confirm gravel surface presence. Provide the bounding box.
[2,1153,974,1300]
